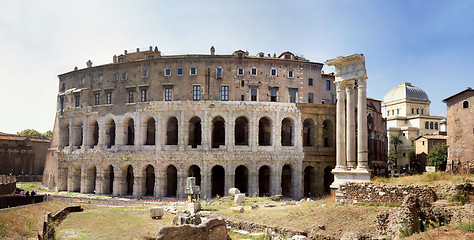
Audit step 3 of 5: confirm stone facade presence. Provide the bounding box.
[414,135,447,172]
[367,98,388,176]
[443,87,474,172]
[42,47,338,199]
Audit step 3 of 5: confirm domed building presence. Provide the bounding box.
[382,82,445,170]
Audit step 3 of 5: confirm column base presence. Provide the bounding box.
[330,168,371,190]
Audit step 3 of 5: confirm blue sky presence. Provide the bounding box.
[0,0,472,134]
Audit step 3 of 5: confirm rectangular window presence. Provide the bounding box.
[397,109,399,115]
[271,68,277,76]
[326,80,331,90]
[416,108,419,114]
[289,90,296,103]
[216,67,223,78]
[387,111,389,116]
[430,122,433,129]
[309,78,313,86]
[288,70,294,78]
[190,67,197,75]
[421,109,424,115]
[147,55,154,60]
[122,72,127,80]
[251,89,257,101]
[412,108,414,114]
[237,68,244,76]
[241,95,245,101]
[308,92,314,103]
[60,96,64,112]
[251,68,257,75]
[81,78,85,84]
[270,89,277,102]
[221,85,229,101]
[113,73,118,80]
[177,68,183,75]
[118,58,124,63]
[142,70,148,78]
[165,88,173,101]
[193,85,201,101]
[98,75,103,82]
[94,93,100,105]
[75,94,80,107]
[106,92,112,104]
[392,110,395,115]
[128,90,134,103]
[140,89,147,102]
[165,68,171,76]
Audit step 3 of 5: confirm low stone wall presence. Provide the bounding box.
[0,195,44,209]
[154,218,230,240]
[335,182,437,205]
[0,175,16,195]
[38,205,83,240]
[225,219,308,238]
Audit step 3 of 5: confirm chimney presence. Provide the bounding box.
[210,46,215,55]
[113,55,117,63]
[86,60,92,68]
[124,50,128,54]
[137,48,140,52]
[149,46,153,51]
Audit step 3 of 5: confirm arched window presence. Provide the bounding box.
[281,118,293,146]
[435,122,438,130]
[166,117,178,145]
[463,101,469,109]
[425,122,429,129]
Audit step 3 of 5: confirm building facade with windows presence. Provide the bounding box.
[42,46,337,199]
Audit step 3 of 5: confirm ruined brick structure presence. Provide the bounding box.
[42,47,337,199]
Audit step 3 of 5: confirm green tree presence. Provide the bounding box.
[388,152,398,169]
[427,144,448,171]
[389,135,403,166]
[43,130,53,138]
[17,129,52,139]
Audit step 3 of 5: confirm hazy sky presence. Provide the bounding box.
[1,0,472,134]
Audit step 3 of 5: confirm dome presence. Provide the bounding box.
[383,82,430,103]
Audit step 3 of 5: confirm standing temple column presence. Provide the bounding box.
[335,81,347,169]
[346,81,356,168]
[357,78,369,170]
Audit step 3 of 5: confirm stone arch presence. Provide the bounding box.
[235,116,249,146]
[324,166,334,195]
[258,117,272,146]
[125,118,135,145]
[303,166,316,197]
[188,165,201,186]
[166,165,177,197]
[105,118,116,148]
[281,164,291,197]
[258,165,270,196]
[323,119,333,147]
[124,164,134,195]
[103,164,114,194]
[212,116,225,148]
[235,165,248,193]
[303,118,315,147]
[70,163,81,192]
[61,122,69,146]
[85,163,97,194]
[281,118,294,146]
[59,163,68,191]
[188,116,202,147]
[166,117,178,145]
[211,165,225,197]
[89,119,99,147]
[145,117,156,145]
[144,164,155,196]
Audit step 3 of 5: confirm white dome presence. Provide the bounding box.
[383,82,430,103]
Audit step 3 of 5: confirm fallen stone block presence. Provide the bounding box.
[150,207,164,219]
[234,193,245,206]
[229,188,240,196]
[231,206,244,213]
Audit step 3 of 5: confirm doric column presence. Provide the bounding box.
[357,78,369,170]
[335,81,347,169]
[345,80,356,168]
[225,167,234,196]
[177,170,186,198]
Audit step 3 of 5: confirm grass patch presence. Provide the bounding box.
[0,223,6,237]
[356,201,401,207]
[458,222,474,233]
[373,172,473,186]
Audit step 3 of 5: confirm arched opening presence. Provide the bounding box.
[166,117,178,145]
[91,120,99,147]
[188,117,202,147]
[188,165,201,186]
[281,165,291,197]
[212,116,225,148]
[235,117,249,145]
[258,117,271,146]
[324,166,334,195]
[74,121,83,147]
[126,165,134,195]
[145,165,155,196]
[166,165,177,197]
[105,119,116,148]
[70,163,81,192]
[211,165,225,197]
[463,101,469,108]
[281,118,293,146]
[303,166,316,197]
[61,123,69,146]
[145,118,156,145]
[258,165,270,196]
[234,165,248,193]
[85,164,96,194]
[303,118,315,147]
[323,120,333,147]
[126,118,135,145]
[59,163,68,191]
[103,164,114,194]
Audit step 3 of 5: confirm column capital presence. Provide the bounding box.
[335,81,345,92]
[356,78,367,88]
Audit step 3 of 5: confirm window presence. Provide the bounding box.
[142,70,148,78]
[106,92,112,104]
[241,80,245,87]
[288,70,294,78]
[392,110,394,115]
[241,95,245,101]
[98,75,103,82]
[216,68,223,78]
[402,133,405,136]
[177,68,183,75]
[221,85,229,101]
[422,141,425,146]
[271,68,277,76]
[118,58,125,63]
[128,90,135,103]
[463,101,469,108]
[308,78,313,86]
[425,122,429,129]
[165,68,171,76]
[113,73,118,80]
[308,92,314,103]
[421,109,424,115]
[403,153,406,157]
[430,122,433,129]
[193,85,201,101]
[190,67,197,75]
[165,88,173,101]
[61,83,65,92]
[251,68,257,75]
[251,89,257,101]
[412,108,414,114]
[74,94,80,107]
[140,89,147,102]
[435,122,438,130]
[397,109,399,115]
[387,111,389,116]
[416,108,419,114]
[122,72,127,80]
[237,68,244,76]
[147,55,154,60]
[237,53,243,58]
[289,90,296,103]
[81,78,85,84]
[60,96,64,112]
[270,89,278,102]
[94,93,100,105]
[326,80,331,90]
[411,140,414,146]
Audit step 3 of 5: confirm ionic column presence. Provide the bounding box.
[357,78,369,169]
[345,81,356,169]
[335,81,347,169]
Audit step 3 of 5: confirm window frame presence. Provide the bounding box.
[106,92,112,104]
[237,68,244,76]
[193,85,201,101]
[122,72,127,80]
[164,68,171,76]
[128,90,135,103]
[190,67,197,75]
[142,70,149,78]
[308,78,313,86]
[288,70,294,78]
[251,68,257,76]
[74,94,80,107]
[216,67,223,78]
[94,93,100,105]
[251,88,258,101]
[271,68,277,77]
[308,92,314,103]
[326,80,331,90]
[140,89,147,102]
[289,90,297,103]
[221,85,229,101]
[270,88,278,102]
[177,68,183,76]
[165,88,173,101]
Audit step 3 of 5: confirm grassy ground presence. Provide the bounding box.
[373,171,473,185]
